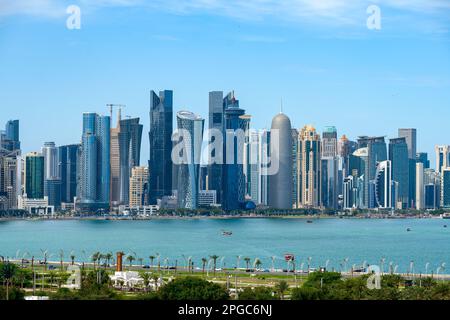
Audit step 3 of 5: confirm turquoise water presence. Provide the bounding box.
[0,218,448,273]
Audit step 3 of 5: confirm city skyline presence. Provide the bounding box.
[1,1,449,166]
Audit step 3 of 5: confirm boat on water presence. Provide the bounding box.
[222,231,233,236]
[407,228,412,232]
[442,213,450,220]
[307,220,314,224]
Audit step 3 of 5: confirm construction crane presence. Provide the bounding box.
[106,104,126,126]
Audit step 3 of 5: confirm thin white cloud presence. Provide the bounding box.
[1,0,449,26]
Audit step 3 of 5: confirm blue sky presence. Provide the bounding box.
[0,0,449,166]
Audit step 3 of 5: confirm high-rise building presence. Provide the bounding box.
[208,91,225,205]
[241,114,252,199]
[268,113,293,209]
[296,125,321,208]
[58,144,79,204]
[416,152,430,169]
[249,129,270,205]
[175,111,204,209]
[222,92,246,211]
[129,166,149,207]
[416,162,425,210]
[441,168,450,208]
[398,129,417,160]
[375,160,394,209]
[2,120,20,153]
[25,152,45,199]
[42,142,59,180]
[357,136,387,208]
[435,145,450,175]
[321,157,339,209]
[149,90,173,205]
[389,137,410,208]
[352,147,368,208]
[343,175,358,210]
[0,156,19,209]
[79,112,111,211]
[291,129,299,208]
[322,126,338,158]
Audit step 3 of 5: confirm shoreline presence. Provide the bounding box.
[0,214,445,222]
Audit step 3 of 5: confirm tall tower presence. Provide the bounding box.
[176,111,205,209]
[398,128,417,160]
[208,91,225,205]
[149,90,173,205]
[268,112,293,209]
[79,112,111,211]
[322,126,338,158]
[389,137,410,208]
[222,92,246,211]
[25,152,45,199]
[297,125,321,208]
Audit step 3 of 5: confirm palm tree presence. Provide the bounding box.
[59,250,64,271]
[210,255,219,276]
[126,255,136,268]
[138,258,144,267]
[139,271,151,292]
[201,258,208,275]
[103,252,112,268]
[275,280,289,300]
[149,256,155,269]
[70,253,76,266]
[254,258,262,271]
[244,257,251,271]
[0,262,18,301]
[91,252,101,270]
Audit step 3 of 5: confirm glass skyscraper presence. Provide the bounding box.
[79,112,111,211]
[25,152,44,199]
[389,137,410,208]
[149,90,173,205]
[222,92,246,211]
[175,111,204,209]
[58,144,79,204]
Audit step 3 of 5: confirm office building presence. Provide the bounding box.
[268,112,293,209]
[375,160,394,209]
[389,137,410,208]
[129,166,149,207]
[322,126,338,158]
[416,162,425,210]
[435,145,450,175]
[222,92,246,211]
[296,125,321,208]
[441,168,450,208]
[398,128,417,160]
[198,190,217,207]
[175,111,204,209]
[416,152,430,169]
[25,152,45,200]
[79,112,111,211]
[58,144,79,204]
[148,90,173,205]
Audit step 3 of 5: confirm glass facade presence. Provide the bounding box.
[389,137,410,208]
[149,90,173,205]
[25,153,44,199]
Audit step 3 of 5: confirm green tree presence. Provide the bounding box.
[291,286,322,300]
[239,287,276,300]
[275,280,289,300]
[158,277,229,300]
[210,255,219,276]
[126,255,136,268]
[0,262,18,300]
[244,257,251,271]
[201,258,208,275]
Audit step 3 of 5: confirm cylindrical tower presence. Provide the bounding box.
[269,113,293,209]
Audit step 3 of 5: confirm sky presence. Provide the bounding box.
[0,0,449,167]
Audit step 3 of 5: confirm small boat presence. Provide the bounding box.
[222,231,233,236]
[444,225,447,228]
[407,228,412,232]
[307,220,314,224]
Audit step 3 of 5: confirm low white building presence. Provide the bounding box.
[110,271,144,288]
[18,195,54,216]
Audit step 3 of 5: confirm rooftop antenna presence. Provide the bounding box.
[280,98,283,114]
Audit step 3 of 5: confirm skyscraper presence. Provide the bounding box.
[416,162,425,210]
[398,128,417,160]
[175,111,205,209]
[58,144,79,204]
[268,112,293,209]
[389,137,410,208]
[441,168,450,208]
[25,152,44,199]
[357,136,387,208]
[322,126,338,158]
[375,160,394,209]
[3,120,20,152]
[0,156,19,209]
[129,166,149,207]
[416,152,430,169]
[296,125,321,208]
[42,142,59,180]
[149,90,173,205]
[79,112,111,210]
[208,91,225,205]
[222,92,246,211]
[435,145,450,175]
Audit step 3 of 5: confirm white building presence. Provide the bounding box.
[18,195,54,215]
[198,190,217,207]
